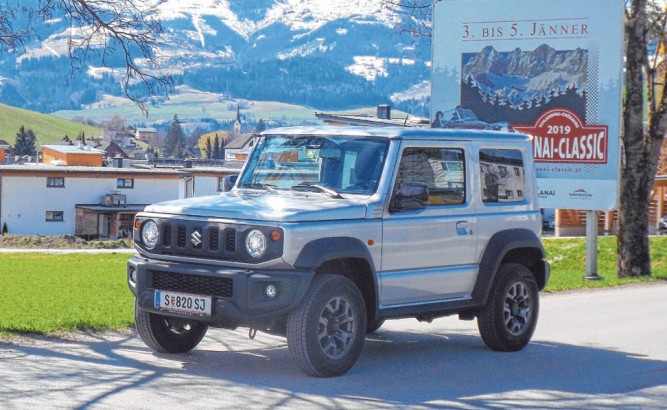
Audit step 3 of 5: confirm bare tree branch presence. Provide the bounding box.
[0,0,171,115]
[382,0,434,54]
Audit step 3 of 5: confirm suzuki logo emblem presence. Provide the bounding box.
[191,230,202,247]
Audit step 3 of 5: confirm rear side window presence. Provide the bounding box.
[480,149,525,203]
[395,147,466,206]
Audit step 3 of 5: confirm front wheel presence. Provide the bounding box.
[477,263,539,352]
[134,300,208,353]
[287,274,367,377]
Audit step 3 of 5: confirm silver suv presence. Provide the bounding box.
[128,126,549,377]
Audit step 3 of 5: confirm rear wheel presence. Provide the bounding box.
[134,300,208,353]
[287,274,367,377]
[477,263,539,352]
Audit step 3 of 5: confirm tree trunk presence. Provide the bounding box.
[618,0,666,277]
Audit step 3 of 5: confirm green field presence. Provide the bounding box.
[52,89,322,125]
[1,236,666,335]
[0,103,102,146]
[51,87,403,126]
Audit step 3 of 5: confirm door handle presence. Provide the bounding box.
[456,221,472,236]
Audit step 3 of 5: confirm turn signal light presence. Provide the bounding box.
[134,219,141,231]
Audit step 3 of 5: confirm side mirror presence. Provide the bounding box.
[223,174,238,192]
[389,182,429,212]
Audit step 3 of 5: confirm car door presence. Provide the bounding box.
[379,141,478,307]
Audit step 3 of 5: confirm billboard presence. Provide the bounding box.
[431,0,624,210]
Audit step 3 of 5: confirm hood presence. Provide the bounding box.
[142,190,370,222]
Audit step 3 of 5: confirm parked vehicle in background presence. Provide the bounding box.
[659,216,667,234]
[128,126,549,377]
[542,214,555,231]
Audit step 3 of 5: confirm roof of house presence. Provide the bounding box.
[0,139,11,147]
[42,144,105,155]
[225,133,256,149]
[136,127,157,133]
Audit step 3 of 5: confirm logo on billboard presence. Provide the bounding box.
[514,108,608,164]
[538,187,556,198]
[569,188,593,199]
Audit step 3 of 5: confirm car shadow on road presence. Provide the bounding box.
[3,327,667,408]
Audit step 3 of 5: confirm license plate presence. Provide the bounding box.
[154,290,212,316]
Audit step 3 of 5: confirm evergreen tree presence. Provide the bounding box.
[164,114,185,157]
[213,134,221,159]
[255,119,266,132]
[14,126,37,156]
[77,130,86,145]
[205,137,213,159]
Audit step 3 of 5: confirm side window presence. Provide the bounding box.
[394,147,466,206]
[480,149,525,203]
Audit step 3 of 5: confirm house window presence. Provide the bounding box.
[45,211,64,222]
[47,177,65,188]
[117,178,134,189]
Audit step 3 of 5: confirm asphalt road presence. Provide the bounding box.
[1,282,666,409]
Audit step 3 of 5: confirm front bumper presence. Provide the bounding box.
[127,255,314,329]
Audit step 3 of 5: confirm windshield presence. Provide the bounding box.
[238,134,390,195]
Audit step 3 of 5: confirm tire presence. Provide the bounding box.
[287,274,367,377]
[477,263,539,352]
[366,318,385,334]
[134,300,208,354]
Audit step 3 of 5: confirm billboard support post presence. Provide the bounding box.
[584,210,603,281]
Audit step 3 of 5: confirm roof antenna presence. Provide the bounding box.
[403,113,410,127]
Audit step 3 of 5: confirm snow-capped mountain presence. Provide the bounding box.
[0,0,431,118]
[462,44,587,107]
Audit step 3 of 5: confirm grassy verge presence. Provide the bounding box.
[1,236,666,334]
[0,253,134,334]
[544,236,667,291]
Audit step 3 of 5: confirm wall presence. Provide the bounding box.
[42,147,104,167]
[0,173,181,235]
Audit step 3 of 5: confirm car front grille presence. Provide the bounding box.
[152,219,239,261]
[150,270,233,298]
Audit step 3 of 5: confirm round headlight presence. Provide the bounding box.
[245,229,267,259]
[141,220,159,249]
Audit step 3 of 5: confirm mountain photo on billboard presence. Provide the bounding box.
[460,44,588,125]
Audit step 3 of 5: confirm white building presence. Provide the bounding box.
[0,164,240,237]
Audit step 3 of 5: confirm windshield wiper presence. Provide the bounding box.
[240,182,277,192]
[291,182,343,199]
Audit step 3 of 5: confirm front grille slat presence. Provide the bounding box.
[162,225,172,247]
[151,270,233,298]
[209,228,219,251]
[177,226,186,248]
[225,228,236,252]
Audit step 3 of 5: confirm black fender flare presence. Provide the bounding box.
[294,237,377,273]
[472,229,547,304]
[294,237,379,316]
